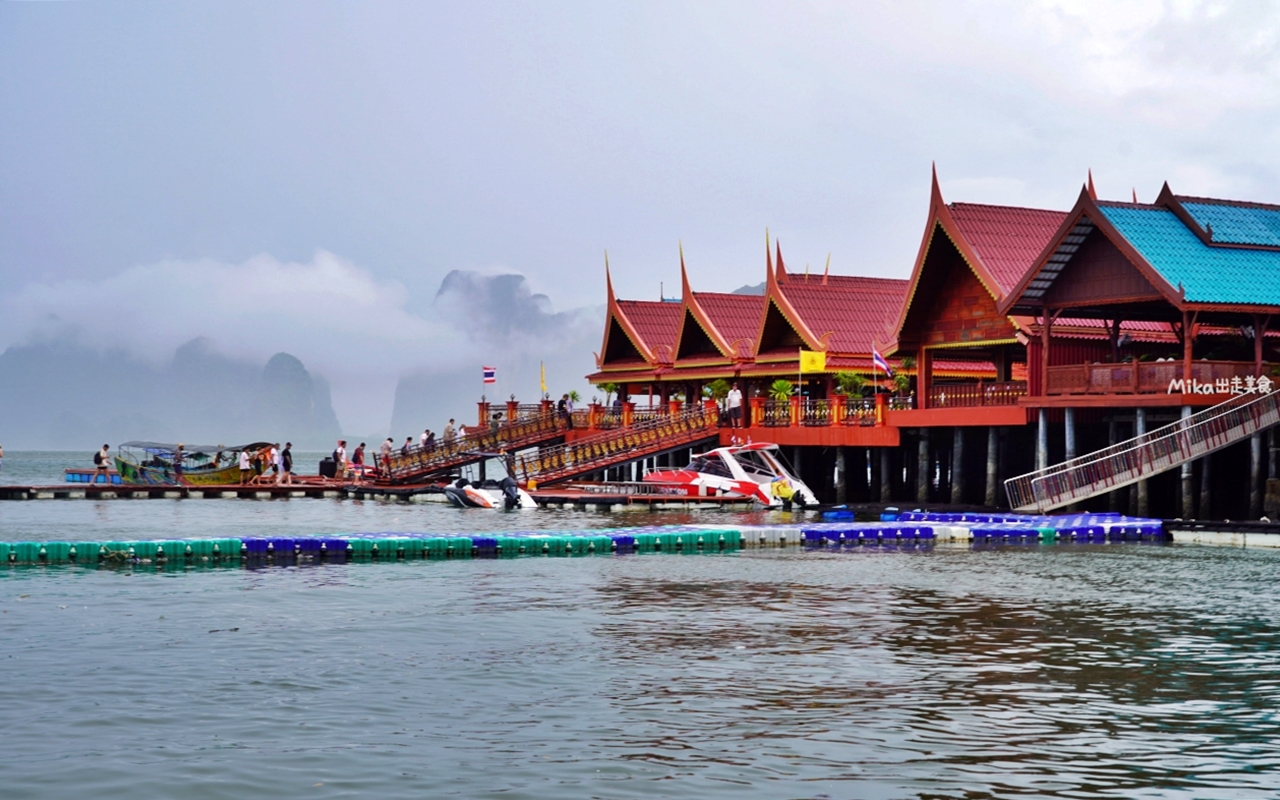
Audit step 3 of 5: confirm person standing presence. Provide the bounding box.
[93,444,111,484]
[727,381,744,441]
[380,437,393,461]
[352,443,366,485]
[443,419,456,443]
[281,442,294,485]
[401,436,412,456]
[238,448,252,484]
[272,443,283,485]
[420,429,429,450]
[174,444,185,483]
[334,440,347,481]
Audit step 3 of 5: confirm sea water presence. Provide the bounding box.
[2,460,1280,797]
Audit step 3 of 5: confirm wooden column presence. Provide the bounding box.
[880,448,892,503]
[1041,306,1053,397]
[1137,408,1149,517]
[918,349,933,410]
[1255,314,1269,377]
[1199,450,1212,520]
[1180,406,1194,518]
[916,433,930,503]
[1182,310,1195,383]
[950,428,964,504]
[835,447,847,505]
[1253,433,1264,519]
[985,427,998,507]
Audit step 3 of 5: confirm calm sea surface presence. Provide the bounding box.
[2,452,1280,798]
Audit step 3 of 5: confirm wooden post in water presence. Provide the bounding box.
[880,448,892,503]
[916,433,929,503]
[984,427,998,507]
[1136,408,1149,517]
[1180,406,1194,518]
[950,428,964,504]
[1199,451,1212,520]
[835,447,847,505]
[1252,433,1264,519]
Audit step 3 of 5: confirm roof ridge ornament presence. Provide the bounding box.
[1087,169,1097,200]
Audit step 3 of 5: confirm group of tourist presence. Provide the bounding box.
[240,443,293,485]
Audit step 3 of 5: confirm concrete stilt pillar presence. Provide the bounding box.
[1179,406,1194,518]
[1252,433,1264,519]
[917,433,930,503]
[1064,408,1077,462]
[835,447,847,505]
[1199,451,1212,520]
[880,448,892,503]
[793,447,802,479]
[951,428,964,504]
[1270,428,1277,481]
[1108,419,1122,512]
[1035,409,1049,472]
[1136,408,1149,517]
[985,427,998,507]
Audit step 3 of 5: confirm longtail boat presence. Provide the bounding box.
[114,441,273,486]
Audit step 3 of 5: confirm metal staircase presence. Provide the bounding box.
[511,404,719,486]
[1005,390,1280,513]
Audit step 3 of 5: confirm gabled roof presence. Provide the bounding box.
[694,292,762,358]
[880,166,1066,352]
[1001,184,1280,315]
[616,300,682,363]
[778,275,907,353]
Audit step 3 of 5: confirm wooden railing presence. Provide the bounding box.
[927,381,1027,408]
[1045,361,1272,395]
[376,411,566,483]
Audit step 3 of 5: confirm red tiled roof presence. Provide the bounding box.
[949,203,1067,295]
[617,300,682,360]
[777,276,908,353]
[694,292,763,358]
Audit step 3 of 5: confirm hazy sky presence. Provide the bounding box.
[3,0,1279,433]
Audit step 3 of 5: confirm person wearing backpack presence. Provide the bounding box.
[93,444,111,484]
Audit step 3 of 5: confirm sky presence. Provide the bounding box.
[3,0,1280,435]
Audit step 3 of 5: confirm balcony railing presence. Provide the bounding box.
[761,399,793,427]
[1046,361,1272,395]
[927,381,1027,408]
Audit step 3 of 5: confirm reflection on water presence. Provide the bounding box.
[2,521,1280,798]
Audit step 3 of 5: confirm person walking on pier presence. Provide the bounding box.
[238,448,252,484]
[93,444,111,484]
[420,429,429,450]
[401,436,412,456]
[333,440,347,482]
[352,443,366,485]
[268,443,280,483]
[443,419,456,443]
[281,443,293,485]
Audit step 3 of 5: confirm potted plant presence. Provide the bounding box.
[835,371,866,397]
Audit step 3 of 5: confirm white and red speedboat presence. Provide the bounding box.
[643,443,818,508]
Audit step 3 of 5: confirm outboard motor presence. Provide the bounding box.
[499,476,521,510]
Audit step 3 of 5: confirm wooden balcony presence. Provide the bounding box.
[926,381,1026,408]
[1045,361,1272,396]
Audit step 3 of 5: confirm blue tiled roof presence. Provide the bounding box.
[1098,204,1280,306]
[1180,201,1280,247]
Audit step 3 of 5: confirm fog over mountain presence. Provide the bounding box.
[0,259,601,450]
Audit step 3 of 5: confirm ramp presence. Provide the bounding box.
[1005,390,1280,512]
[511,404,719,486]
[378,412,567,484]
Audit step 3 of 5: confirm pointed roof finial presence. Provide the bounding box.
[679,240,692,300]
[1087,169,1097,200]
[775,240,786,283]
[765,228,773,279]
[1132,187,1138,204]
[822,253,830,285]
[605,250,614,303]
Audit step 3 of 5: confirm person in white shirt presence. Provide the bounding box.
[727,382,744,431]
[420,429,429,450]
[238,449,252,484]
[271,443,282,485]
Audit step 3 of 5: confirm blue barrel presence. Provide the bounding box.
[611,535,635,553]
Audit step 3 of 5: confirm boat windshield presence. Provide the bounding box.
[734,449,780,478]
[687,454,733,478]
[460,456,514,484]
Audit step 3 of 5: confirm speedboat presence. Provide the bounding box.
[643,442,818,508]
[442,454,537,510]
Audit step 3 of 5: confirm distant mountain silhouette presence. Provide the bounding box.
[0,336,341,449]
[732,282,765,295]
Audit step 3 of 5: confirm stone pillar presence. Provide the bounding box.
[950,428,964,504]
[880,448,892,503]
[835,447,847,505]
[1036,409,1049,472]
[1136,408,1149,517]
[985,427,998,507]
[917,433,930,503]
[1252,433,1264,519]
[1064,408,1077,462]
[1199,451,1212,520]
[1180,406,1194,518]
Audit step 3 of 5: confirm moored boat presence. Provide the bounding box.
[643,442,818,508]
[114,441,274,486]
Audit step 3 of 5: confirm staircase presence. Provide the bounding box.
[511,404,720,486]
[1005,390,1280,512]
[377,412,567,484]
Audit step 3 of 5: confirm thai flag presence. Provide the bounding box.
[872,350,893,377]
[482,366,496,384]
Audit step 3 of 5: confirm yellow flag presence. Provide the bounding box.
[540,361,547,394]
[799,349,826,373]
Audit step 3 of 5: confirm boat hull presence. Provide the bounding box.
[114,457,252,487]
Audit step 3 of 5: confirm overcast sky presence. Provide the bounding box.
[3,0,1279,433]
